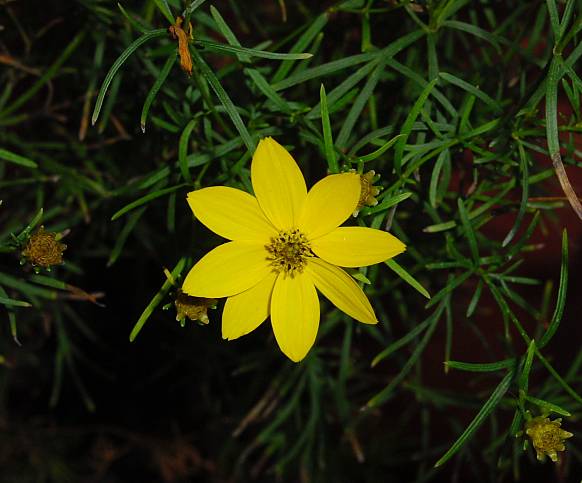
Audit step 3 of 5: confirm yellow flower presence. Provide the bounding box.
[525,416,573,462]
[182,137,405,362]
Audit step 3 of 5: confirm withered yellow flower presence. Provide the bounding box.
[354,170,381,216]
[525,416,573,462]
[22,227,67,268]
[174,290,216,324]
[169,16,193,76]
[182,137,405,362]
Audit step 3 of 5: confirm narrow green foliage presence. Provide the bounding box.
[538,230,568,348]
[92,29,167,125]
[111,184,187,221]
[141,53,177,132]
[0,31,86,118]
[384,259,430,299]
[0,149,38,169]
[319,84,338,173]
[434,370,514,467]
[191,49,255,152]
[153,0,174,24]
[129,258,187,341]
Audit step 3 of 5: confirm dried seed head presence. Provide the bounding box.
[174,290,216,324]
[22,227,67,268]
[525,416,573,462]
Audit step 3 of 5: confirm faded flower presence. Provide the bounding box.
[174,290,216,324]
[353,170,380,216]
[22,227,67,268]
[525,416,573,462]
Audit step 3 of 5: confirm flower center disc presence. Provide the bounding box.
[265,229,312,277]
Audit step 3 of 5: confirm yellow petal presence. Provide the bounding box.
[182,242,271,298]
[306,257,377,324]
[187,187,276,241]
[311,226,406,267]
[222,272,277,340]
[271,273,320,362]
[298,172,360,239]
[251,137,307,230]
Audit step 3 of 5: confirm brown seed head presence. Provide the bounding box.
[22,227,67,268]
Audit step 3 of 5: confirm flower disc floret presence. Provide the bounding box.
[266,229,312,277]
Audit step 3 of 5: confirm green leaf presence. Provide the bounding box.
[457,198,479,263]
[502,142,529,246]
[209,5,291,113]
[191,49,255,152]
[117,3,150,33]
[434,370,514,467]
[111,184,187,221]
[0,149,38,169]
[439,72,500,112]
[15,208,44,243]
[178,118,197,183]
[198,41,313,60]
[393,78,438,173]
[336,60,384,148]
[0,296,32,308]
[442,20,501,52]
[371,315,435,367]
[0,31,86,118]
[183,0,208,16]
[524,395,571,417]
[545,0,560,39]
[445,359,515,373]
[129,258,187,341]
[545,58,582,219]
[273,52,377,91]
[367,302,445,407]
[538,230,568,348]
[107,207,147,267]
[92,29,167,125]
[307,61,377,119]
[384,258,430,299]
[518,340,536,393]
[140,53,177,132]
[319,84,338,173]
[271,13,328,83]
[429,149,449,208]
[153,0,174,24]
[357,134,405,163]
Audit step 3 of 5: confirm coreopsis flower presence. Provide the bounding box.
[21,226,66,269]
[182,137,405,362]
[525,416,573,462]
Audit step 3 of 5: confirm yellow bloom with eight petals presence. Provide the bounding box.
[182,137,405,362]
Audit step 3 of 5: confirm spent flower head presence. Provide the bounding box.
[353,170,381,216]
[21,226,67,269]
[182,137,405,362]
[174,290,216,324]
[525,415,573,463]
